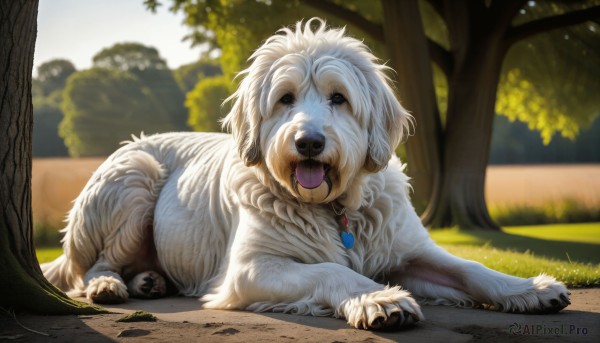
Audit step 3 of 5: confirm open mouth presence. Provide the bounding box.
[291,160,332,191]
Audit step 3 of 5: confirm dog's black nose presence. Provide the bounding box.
[295,133,325,157]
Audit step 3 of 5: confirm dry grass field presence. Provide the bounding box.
[32,158,600,228]
[32,158,104,227]
[485,164,600,208]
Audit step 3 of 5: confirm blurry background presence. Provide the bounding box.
[33,0,600,235]
[32,1,599,284]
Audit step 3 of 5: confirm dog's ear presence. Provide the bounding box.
[364,71,412,173]
[222,78,262,166]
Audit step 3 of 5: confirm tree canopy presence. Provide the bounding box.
[173,57,222,92]
[186,74,231,132]
[145,0,600,229]
[60,67,178,156]
[35,58,77,96]
[32,59,75,157]
[93,42,190,130]
[33,89,68,157]
[497,12,600,144]
[93,42,168,71]
[152,0,599,143]
[56,42,203,157]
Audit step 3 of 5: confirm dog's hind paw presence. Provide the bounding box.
[127,271,167,299]
[339,286,424,331]
[496,274,571,314]
[86,275,129,304]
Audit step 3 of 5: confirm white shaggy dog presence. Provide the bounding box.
[43,19,570,330]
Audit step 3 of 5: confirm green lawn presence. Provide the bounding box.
[36,223,600,288]
[430,223,600,288]
[37,247,63,264]
[430,222,600,263]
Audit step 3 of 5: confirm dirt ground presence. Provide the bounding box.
[1,289,598,342]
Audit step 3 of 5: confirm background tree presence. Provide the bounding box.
[35,58,77,96]
[33,90,69,156]
[173,57,222,92]
[31,58,76,157]
[186,74,231,131]
[490,115,600,164]
[173,57,230,132]
[0,0,102,314]
[93,42,190,130]
[496,15,600,144]
[60,68,178,156]
[146,0,600,229]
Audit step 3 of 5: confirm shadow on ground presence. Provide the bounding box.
[2,289,598,342]
[442,230,600,264]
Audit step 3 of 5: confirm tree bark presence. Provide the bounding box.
[381,0,443,213]
[305,0,600,230]
[421,1,512,230]
[423,43,507,230]
[0,0,104,314]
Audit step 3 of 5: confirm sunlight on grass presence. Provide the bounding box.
[439,244,600,288]
[36,223,600,288]
[504,222,600,244]
[36,247,62,264]
[429,223,600,264]
[430,223,600,288]
[430,222,600,245]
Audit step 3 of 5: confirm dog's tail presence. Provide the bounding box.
[41,254,84,294]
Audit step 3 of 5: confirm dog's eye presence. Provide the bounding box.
[280,93,295,105]
[330,93,346,105]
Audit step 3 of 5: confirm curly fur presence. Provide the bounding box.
[42,18,570,330]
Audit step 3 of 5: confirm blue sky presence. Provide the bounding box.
[34,0,205,75]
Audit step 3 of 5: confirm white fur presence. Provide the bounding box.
[42,19,569,330]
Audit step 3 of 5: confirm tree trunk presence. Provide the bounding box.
[421,2,509,230]
[309,0,595,230]
[381,0,443,213]
[0,0,104,314]
[424,49,504,229]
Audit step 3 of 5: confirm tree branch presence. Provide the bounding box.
[489,0,526,32]
[426,0,444,18]
[428,39,452,77]
[506,5,600,45]
[300,0,384,42]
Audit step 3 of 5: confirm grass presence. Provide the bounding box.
[430,223,600,288]
[33,162,600,288]
[489,199,600,226]
[485,165,600,226]
[36,223,600,288]
[37,247,63,264]
[430,223,600,263]
[440,245,599,288]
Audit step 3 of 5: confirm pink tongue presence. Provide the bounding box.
[295,161,325,189]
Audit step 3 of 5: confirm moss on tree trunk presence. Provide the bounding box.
[0,0,105,314]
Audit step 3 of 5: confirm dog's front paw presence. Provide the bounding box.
[127,271,167,299]
[338,286,424,331]
[86,275,129,304]
[500,274,570,314]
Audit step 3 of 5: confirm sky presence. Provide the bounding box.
[34,0,205,76]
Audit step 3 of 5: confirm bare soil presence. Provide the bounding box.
[20,160,600,341]
[1,289,598,342]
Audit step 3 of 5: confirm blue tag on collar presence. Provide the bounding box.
[341,231,355,249]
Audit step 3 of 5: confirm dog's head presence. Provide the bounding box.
[223,18,411,206]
